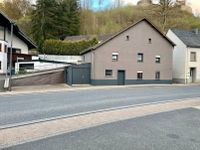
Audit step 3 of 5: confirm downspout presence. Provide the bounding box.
[4,26,6,41]
[185,46,188,84]
[92,50,95,84]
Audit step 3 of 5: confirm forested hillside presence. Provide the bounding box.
[80,5,200,35]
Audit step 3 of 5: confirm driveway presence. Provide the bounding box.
[0,85,200,128]
[3,108,200,150]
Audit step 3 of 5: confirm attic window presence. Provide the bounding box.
[148,38,152,44]
[126,35,130,41]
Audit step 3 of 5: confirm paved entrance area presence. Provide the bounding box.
[2,107,200,150]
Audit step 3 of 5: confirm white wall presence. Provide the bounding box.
[15,61,69,73]
[187,47,200,82]
[38,55,83,64]
[0,27,29,54]
[166,30,187,83]
[83,52,92,63]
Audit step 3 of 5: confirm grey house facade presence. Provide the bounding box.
[81,18,174,85]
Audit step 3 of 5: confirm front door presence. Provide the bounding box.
[117,70,125,85]
[190,68,196,83]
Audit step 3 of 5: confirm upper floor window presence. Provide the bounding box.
[190,52,196,62]
[0,61,1,70]
[105,69,113,77]
[137,53,143,62]
[0,43,2,52]
[112,53,119,61]
[155,55,161,63]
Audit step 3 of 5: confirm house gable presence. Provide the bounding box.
[81,18,175,55]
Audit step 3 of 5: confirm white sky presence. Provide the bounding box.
[118,0,200,14]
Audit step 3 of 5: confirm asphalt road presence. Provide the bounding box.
[4,108,200,150]
[0,85,200,127]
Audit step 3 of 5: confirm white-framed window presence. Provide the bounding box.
[190,52,196,62]
[0,43,2,52]
[137,53,143,62]
[112,53,119,61]
[105,69,113,77]
[0,61,1,70]
[137,71,143,80]
[155,71,160,80]
[155,55,161,63]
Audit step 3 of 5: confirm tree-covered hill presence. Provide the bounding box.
[80,5,200,35]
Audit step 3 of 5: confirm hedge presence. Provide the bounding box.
[43,38,98,55]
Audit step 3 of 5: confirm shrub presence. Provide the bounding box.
[43,38,98,55]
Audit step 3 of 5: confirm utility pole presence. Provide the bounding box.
[9,22,14,91]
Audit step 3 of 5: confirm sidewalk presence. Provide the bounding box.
[0,83,198,95]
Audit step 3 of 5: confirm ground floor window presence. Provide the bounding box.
[0,61,1,70]
[137,71,143,80]
[105,69,113,77]
[155,71,160,80]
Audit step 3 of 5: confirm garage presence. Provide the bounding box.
[65,63,91,85]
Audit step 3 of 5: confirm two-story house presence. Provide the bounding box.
[0,11,36,75]
[81,18,175,85]
[167,28,200,84]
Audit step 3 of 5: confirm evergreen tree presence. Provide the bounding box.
[31,0,59,51]
[57,0,80,39]
[31,0,80,51]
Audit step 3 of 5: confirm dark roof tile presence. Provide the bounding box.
[171,28,200,48]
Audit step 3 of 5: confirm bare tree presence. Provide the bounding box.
[152,0,175,31]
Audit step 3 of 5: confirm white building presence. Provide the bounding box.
[0,11,36,75]
[167,28,200,84]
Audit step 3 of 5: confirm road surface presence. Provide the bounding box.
[0,85,200,127]
[3,108,200,150]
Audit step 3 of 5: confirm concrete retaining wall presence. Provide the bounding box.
[12,68,65,86]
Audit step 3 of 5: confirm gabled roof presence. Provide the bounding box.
[81,18,175,55]
[171,28,200,48]
[0,11,37,49]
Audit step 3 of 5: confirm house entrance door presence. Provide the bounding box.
[117,70,125,85]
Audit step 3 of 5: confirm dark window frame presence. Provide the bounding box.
[137,53,144,62]
[155,56,161,63]
[137,72,143,80]
[105,69,113,77]
[190,52,196,62]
